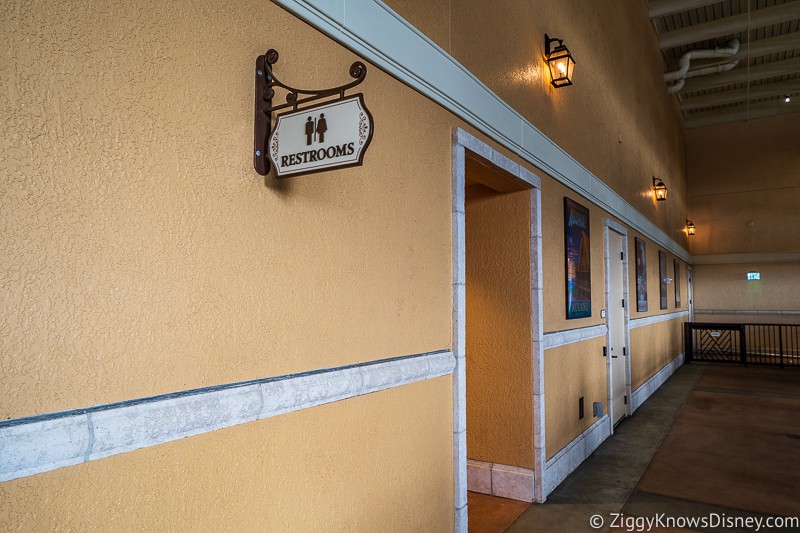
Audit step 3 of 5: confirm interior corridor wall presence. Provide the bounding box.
[540,179,607,458]
[1,0,460,528]
[0,378,454,532]
[465,184,533,469]
[2,0,697,526]
[628,233,688,390]
[386,0,690,243]
[687,115,800,323]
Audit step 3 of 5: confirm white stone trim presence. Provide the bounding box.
[451,129,544,527]
[451,132,468,533]
[542,324,608,350]
[630,310,689,329]
[0,351,454,483]
[630,353,685,412]
[692,252,800,264]
[543,415,611,497]
[454,129,541,189]
[531,187,546,504]
[467,459,536,502]
[695,309,800,317]
[605,218,628,236]
[271,0,691,263]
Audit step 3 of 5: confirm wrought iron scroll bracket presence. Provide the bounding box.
[254,49,367,176]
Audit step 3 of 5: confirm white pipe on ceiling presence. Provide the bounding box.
[665,39,739,94]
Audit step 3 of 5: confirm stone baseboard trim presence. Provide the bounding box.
[466,459,536,502]
[543,415,611,497]
[630,352,685,412]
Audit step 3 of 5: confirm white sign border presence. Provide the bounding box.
[269,93,374,178]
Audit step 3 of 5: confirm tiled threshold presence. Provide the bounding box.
[467,492,529,533]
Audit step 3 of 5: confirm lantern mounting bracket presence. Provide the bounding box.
[545,34,564,55]
[254,49,368,176]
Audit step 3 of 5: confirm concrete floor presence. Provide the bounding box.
[470,362,800,532]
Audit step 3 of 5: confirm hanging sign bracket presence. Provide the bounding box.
[254,49,372,177]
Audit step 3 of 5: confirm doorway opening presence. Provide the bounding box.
[451,129,543,531]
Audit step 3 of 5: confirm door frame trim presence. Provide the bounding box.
[604,219,632,428]
[451,128,543,530]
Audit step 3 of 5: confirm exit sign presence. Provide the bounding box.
[747,272,760,280]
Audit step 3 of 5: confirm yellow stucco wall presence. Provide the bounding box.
[0,377,454,532]
[465,185,533,468]
[544,336,607,459]
[1,0,457,420]
[629,319,683,390]
[541,178,607,333]
[629,233,686,317]
[687,114,800,256]
[2,0,695,524]
[386,0,689,244]
[627,233,686,388]
[693,262,800,319]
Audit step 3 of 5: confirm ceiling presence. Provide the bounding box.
[648,0,800,128]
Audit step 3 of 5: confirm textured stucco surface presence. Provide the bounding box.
[465,184,533,469]
[543,336,606,459]
[0,376,454,531]
[625,233,686,390]
[687,114,800,256]
[693,262,800,315]
[628,233,686,319]
[629,318,683,391]
[686,115,800,319]
[386,0,690,244]
[1,0,454,419]
[541,177,607,333]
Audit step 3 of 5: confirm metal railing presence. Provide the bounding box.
[685,322,800,367]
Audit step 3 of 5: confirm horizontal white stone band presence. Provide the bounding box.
[695,309,800,317]
[630,310,689,329]
[272,0,691,263]
[0,350,455,482]
[542,324,608,350]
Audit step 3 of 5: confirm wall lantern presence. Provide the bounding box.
[545,34,576,88]
[686,220,696,236]
[652,176,668,201]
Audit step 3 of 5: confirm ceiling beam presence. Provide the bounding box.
[685,99,800,128]
[679,57,800,93]
[729,33,800,62]
[659,1,800,49]
[680,79,800,110]
[648,0,721,19]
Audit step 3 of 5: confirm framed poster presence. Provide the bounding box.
[659,251,668,309]
[635,237,648,312]
[674,259,682,308]
[564,198,591,319]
